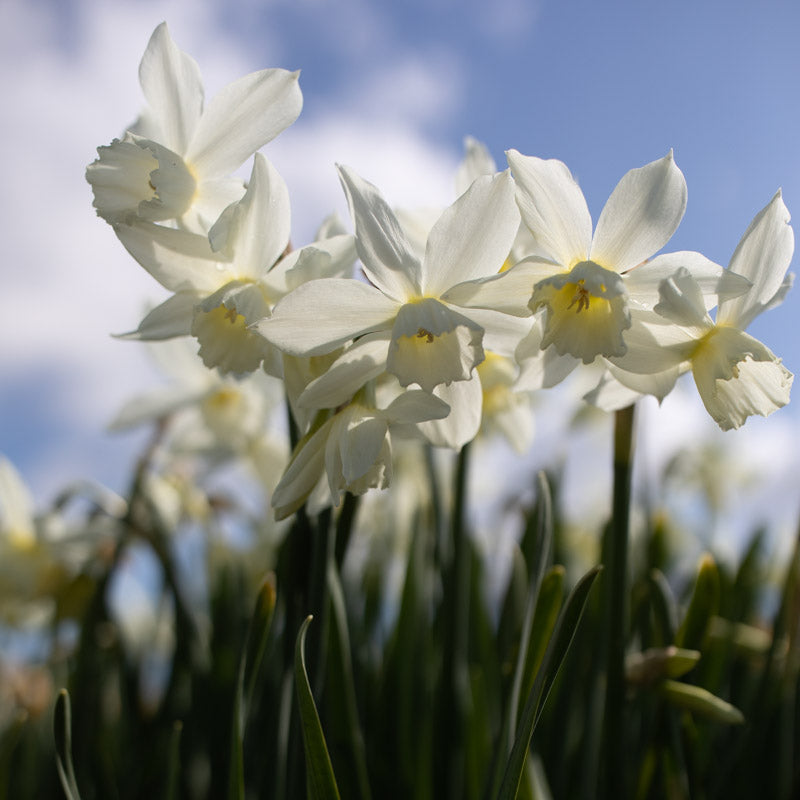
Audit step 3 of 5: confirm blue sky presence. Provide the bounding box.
[1,0,799,545]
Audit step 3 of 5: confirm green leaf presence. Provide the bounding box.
[165,721,183,800]
[53,689,82,800]
[508,474,555,740]
[326,562,372,800]
[229,574,277,800]
[295,616,342,800]
[676,553,719,651]
[495,565,602,800]
[647,569,678,645]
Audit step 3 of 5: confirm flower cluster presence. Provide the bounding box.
[87,24,794,518]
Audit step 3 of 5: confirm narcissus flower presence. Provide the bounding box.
[271,390,450,520]
[257,166,521,397]
[505,150,725,365]
[86,22,302,231]
[614,191,794,429]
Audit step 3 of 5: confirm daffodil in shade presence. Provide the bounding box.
[613,191,794,430]
[505,150,722,365]
[271,390,450,520]
[112,153,355,375]
[257,166,521,403]
[86,22,302,232]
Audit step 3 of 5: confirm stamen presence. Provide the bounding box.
[224,305,239,323]
[567,280,590,313]
[416,327,435,344]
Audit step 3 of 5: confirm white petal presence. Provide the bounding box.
[442,257,559,317]
[514,314,580,390]
[337,165,422,301]
[583,371,648,412]
[138,23,203,154]
[455,136,497,196]
[591,152,687,272]
[117,292,197,340]
[272,418,331,520]
[108,385,210,430]
[298,332,390,409]
[653,268,711,328]
[624,251,747,310]
[0,457,35,547]
[255,278,399,356]
[265,234,356,298]
[113,220,229,293]
[188,177,246,233]
[416,377,482,448]
[452,306,531,356]
[610,309,696,374]
[606,361,681,402]
[422,171,519,296]
[208,153,290,279]
[384,389,451,424]
[340,413,389,484]
[506,149,592,267]
[717,190,795,329]
[187,68,303,178]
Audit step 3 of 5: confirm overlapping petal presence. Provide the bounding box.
[718,190,794,329]
[137,23,203,154]
[186,68,302,178]
[421,170,519,296]
[256,278,399,356]
[337,165,422,301]
[591,152,687,272]
[623,251,750,310]
[113,220,228,293]
[506,150,592,266]
[208,153,291,279]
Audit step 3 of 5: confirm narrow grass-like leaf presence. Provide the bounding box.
[495,565,602,800]
[648,569,678,645]
[508,474,554,735]
[326,562,372,800]
[165,721,182,800]
[295,616,342,800]
[243,574,277,708]
[676,554,719,650]
[53,689,82,800]
[229,575,277,800]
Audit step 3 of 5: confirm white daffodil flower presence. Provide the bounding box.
[0,456,36,550]
[86,22,302,232]
[504,150,738,366]
[256,166,521,399]
[475,353,534,453]
[611,191,794,429]
[271,390,450,520]
[113,153,355,375]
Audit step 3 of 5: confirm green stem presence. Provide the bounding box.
[603,404,636,800]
